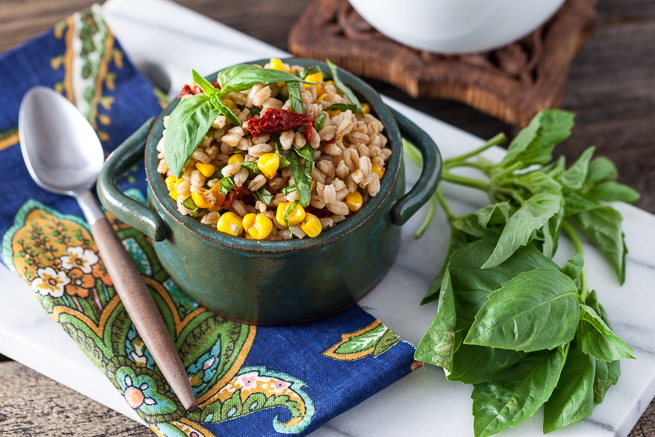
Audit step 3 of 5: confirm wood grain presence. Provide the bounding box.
[1,0,654,435]
[0,361,148,436]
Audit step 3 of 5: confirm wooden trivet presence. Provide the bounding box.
[289,0,597,126]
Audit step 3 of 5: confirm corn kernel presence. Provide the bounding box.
[227,154,244,165]
[243,213,273,240]
[165,175,177,191]
[169,190,180,200]
[327,109,340,118]
[361,103,371,114]
[301,213,322,238]
[269,58,289,73]
[195,163,216,178]
[258,153,280,179]
[345,191,363,211]
[371,164,385,179]
[310,180,316,192]
[316,93,329,102]
[191,191,213,209]
[216,212,244,237]
[276,202,306,226]
[304,71,324,92]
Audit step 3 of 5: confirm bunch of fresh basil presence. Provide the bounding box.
[409,109,639,436]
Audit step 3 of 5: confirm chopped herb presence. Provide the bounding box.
[281,185,298,195]
[217,176,236,194]
[287,144,313,207]
[181,197,199,216]
[239,160,261,174]
[326,59,362,113]
[253,188,273,204]
[315,113,327,132]
[274,139,291,168]
[325,103,359,112]
[248,107,261,116]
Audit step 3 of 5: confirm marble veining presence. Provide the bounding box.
[1,0,654,436]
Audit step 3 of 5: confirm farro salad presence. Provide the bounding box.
[157,59,391,240]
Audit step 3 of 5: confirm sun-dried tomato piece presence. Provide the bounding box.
[246,108,315,137]
[222,186,254,209]
[305,205,331,219]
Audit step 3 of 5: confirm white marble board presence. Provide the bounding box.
[1,0,655,435]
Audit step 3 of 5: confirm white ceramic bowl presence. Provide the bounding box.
[348,0,566,54]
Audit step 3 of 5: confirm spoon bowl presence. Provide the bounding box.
[19,87,104,196]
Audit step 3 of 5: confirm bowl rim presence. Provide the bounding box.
[144,57,403,253]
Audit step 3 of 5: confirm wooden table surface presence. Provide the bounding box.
[1,0,654,435]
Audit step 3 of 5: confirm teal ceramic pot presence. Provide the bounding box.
[98,58,441,325]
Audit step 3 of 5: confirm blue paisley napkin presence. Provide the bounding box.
[0,6,415,436]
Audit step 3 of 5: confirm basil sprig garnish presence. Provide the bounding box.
[326,59,362,114]
[287,81,304,114]
[165,64,319,177]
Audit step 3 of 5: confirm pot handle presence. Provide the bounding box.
[389,106,442,226]
[97,118,169,242]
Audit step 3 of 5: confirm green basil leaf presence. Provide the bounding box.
[482,193,563,269]
[181,196,199,216]
[594,358,620,405]
[563,191,601,216]
[465,267,580,352]
[420,228,469,305]
[579,304,635,361]
[415,269,458,370]
[451,203,510,239]
[571,205,627,284]
[217,176,236,194]
[287,80,304,114]
[274,140,291,168]
[282,200,299,226]
[239,160,261,174]
[541,155,566,179]
[557,146,595,191]
[281,184,298,195]
[253,188,273,205]
[217,64,316,95]
[561,253,584,282]
[585,290,622,403]
[586,180,640,204]
[446,343,526,384]
[191,69,218,95]
[559,147,593,187]
[315,112,327,132]
[417,238,560,366]
[164,93,219,177]
[585,156,618,186]
[325,103,359,112]
[511,169,563,196]
[472,347,567,437]
[210,94,241,127]
[326,59,363,113]
[543,340,596,433]
[287,145,313,207]
[501,109,574,169]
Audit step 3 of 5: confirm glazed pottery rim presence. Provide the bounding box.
[145,57,403,253]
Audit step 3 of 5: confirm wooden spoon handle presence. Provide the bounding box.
[90,217,198,411]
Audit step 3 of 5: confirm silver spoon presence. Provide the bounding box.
[19,86,198,412]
